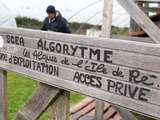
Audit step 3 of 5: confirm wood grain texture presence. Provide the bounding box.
[117,0,160,43]
[3,34,160,75]
[129,2,153,119]
[2,51,160,106]
[70,97,94,115]
[51,91,70,120]
[3,41,160,90]
[76,101,96,119]
[0,70,7,120]
[14,83,61,120]
[101,0,113,38]
[95,99,104,120]
[95,0,113,119]
[130,4,150,120]
[103,106,116,119]
[0,28,160,119]
[0,60,159,119]
[2,29,160,56]
[115,107,138,120]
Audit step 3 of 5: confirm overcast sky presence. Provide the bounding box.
[0,0,130,27]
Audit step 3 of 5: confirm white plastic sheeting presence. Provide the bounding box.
[1,0,129,27]
[0,1,16,27]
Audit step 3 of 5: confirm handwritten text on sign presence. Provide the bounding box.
[0,28,160,119]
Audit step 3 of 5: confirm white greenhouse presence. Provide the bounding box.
[0,1,16,27]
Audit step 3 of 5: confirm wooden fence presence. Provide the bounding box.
[0,0,160,119]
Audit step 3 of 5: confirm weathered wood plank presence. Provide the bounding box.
[1,29,160,56]
[115,107,138,120]
[95,100,104,119]
[2,50,160,106]
[117,0,160,43]
[0,28,160,119]
[71,114,93,120]
[2,42,160,91]
[0,70,7,120]
[113,113,123,120]
[101,0,113,38]
[103,106,116,119]
[76,101,96,119]
[3,37,160,76]
[14,83,61,120]
[70,97,94,115]
[0,60,159,119]
[95,0,113,118]
[51,91,70,120]
[1,44,139,120]
[129,4,151,119]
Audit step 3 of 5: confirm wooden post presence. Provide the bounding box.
[14,83,61,120]
[95,0,113,119]
[101,0,113,37]
[129,2,143,33]
[51,91,70,120]
[95,0,139,119]
[0,70,7,120]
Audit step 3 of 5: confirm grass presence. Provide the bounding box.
[6,72,154,120]
[7,72,84,120]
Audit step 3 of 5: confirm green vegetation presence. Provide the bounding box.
[7,72,84,120]
[15,16,128,35]
[15,16,99,33]
[112,26,128,35]
[6,17,129,119]
[16,17,42,29]
[8,72,37,120]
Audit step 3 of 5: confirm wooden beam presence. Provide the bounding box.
[96,0,136,120]
[115,107,138,120]
[51,91,70,120]
[117,0,160,43]
[0,70,7,120]
[101,0,113,38]
[3,43,160,87]
[14,83,61,120]
[1,28,160,119]
[129,1,156,120]
[95,0,113,119]
[95,100,104,119]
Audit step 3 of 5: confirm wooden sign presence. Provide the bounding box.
[0,36,4,48]
[0,28,160,119]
